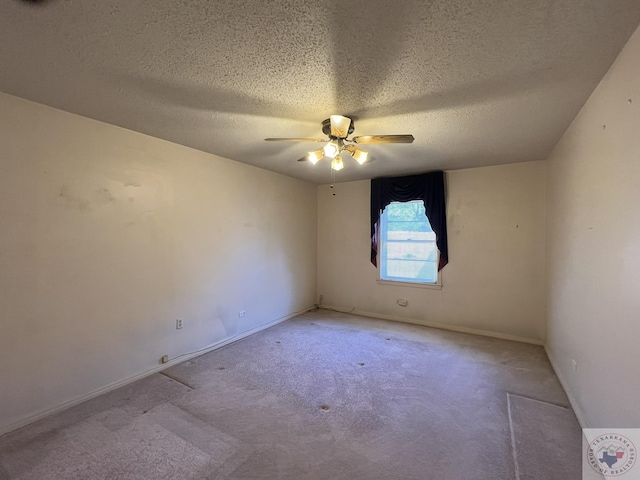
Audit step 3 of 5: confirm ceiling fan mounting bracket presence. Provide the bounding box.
[322,117,354,139]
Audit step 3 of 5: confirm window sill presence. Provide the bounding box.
[376,279,443,290]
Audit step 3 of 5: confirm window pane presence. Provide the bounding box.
[380,201,438,284]
[386,259,438,283]
[386,241,437,261]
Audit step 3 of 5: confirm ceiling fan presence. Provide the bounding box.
[265,115,414,171]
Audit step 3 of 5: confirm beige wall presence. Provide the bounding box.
[545,26,640,427]
[317,161,546,342]
[0,93,317,433]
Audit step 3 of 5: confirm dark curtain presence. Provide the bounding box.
[370,171,448,270]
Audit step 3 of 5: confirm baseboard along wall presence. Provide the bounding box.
[320,305,544,346]
[0,306,315,436]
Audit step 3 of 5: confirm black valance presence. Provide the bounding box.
[371,171,448,270]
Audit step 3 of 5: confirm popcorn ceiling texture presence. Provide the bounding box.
[1,0,639,183]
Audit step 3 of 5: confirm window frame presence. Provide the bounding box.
[376,200,443,290]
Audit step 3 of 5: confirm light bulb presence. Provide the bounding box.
[307,149,323,164]
[331,157,344,171]
[323,141,340,159]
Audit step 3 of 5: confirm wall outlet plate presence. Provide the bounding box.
[161,355,169,364]
[239,311,246,318]
[397,299,408,307]
[176,318,183,329]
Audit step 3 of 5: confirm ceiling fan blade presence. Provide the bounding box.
[329,115,352,138]
[265,137,326,142]
[352,134,415,144]
[296,156,308,162]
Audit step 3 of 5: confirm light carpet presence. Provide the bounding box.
[0,310,582,479]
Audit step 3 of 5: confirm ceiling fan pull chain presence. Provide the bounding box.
[330,168,336,195]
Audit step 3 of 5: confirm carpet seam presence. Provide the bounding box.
[506,392,570,410]
[159,372,195,390]
[507,393,521,480]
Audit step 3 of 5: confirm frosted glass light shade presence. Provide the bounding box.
[329,115,352,138]
[331,157,344,171]
[352,149,368,164]
[307,149,323,164]
[323,141,340,158]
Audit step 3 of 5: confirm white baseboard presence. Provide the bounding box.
[321,305,544,346]
[544,346,588,429]
[0,306,314,436]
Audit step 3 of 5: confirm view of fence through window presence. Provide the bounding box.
[380,200,438,284]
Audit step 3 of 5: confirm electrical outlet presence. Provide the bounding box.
[397,299,408,307]
[239,311,246,318]
[176,318,183,329]
[161,355,169,363]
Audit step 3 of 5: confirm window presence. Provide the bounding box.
[379,200,439,285]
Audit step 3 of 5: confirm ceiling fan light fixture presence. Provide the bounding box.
[266,116,414,173]
[323,140,340,158]
[352,148,369,165]
[307,149,324,164]
[329,115,352,138]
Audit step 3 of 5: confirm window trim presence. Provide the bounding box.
[376,201,443,289]
[376,277,442,290]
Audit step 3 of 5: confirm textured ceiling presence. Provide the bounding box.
[1,0,639,184]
